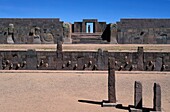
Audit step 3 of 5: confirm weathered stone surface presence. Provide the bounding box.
[26,49,37,70]
[0,18,63,44]
[134,81,142,109]
[57,41,62,52]
[73,19,106,33]
[63,22,72,44]
[0,54,2,70]
[0,47,169,71]
[32,27,41,44]
[0,18,170,44]
[154,58,163,71]
[56,41,63,58]
[108,57,116,103]
[110,24,118,44]
[117,19,170,44]
[63,23,72,44]
[153,83,161,111]
[97,48,103,70]
[97,49,108,70]
[7,24,15,44]
[137,47,144,71]
[41,29,54,44]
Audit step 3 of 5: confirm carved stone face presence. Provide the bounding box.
[35,27,41,35]
[8,24,14,34]
[63,23,71,38]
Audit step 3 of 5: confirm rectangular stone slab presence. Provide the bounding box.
[154,58,162,71]
[108,57,116,103]
[26,49,37,70]
[153,83,161,111]
[137,47,144,71]
[134,81,142,109]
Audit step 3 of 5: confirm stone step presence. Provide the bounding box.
[71,32,108,44]
[72,35,101,38]
[72,38,109,44]
[71,32,102,39]
[72,37,102,40]
[72,32,102,36]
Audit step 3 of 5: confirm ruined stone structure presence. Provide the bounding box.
[0,18,63,44]
[0,18,170,71]
[72,19,106,33]
[0,18,170,44]
[71,19,108,44]
[117,19,170,44]
[0,44,170,71]
[101,62,162,111]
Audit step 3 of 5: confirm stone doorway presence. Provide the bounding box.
[86,22,95,33]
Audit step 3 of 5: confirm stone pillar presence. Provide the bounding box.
[56,41,63,58]
[137,47,144,71]
[82,22,86,32]
[134,81,142,109]
[94,22,98,33]
[7,23,15,44]
[63,22,72,44]
[0,54,2,70]
[57,41,62,52]
[154,57,162,71]
[108,57,116,103]
[110,24,118,44]
[153,83,161,111]
[26,49,37,70]
[97,48,104,70]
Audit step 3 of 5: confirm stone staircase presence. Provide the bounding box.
[71,32,109,44]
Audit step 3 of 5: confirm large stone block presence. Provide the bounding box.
[26,49,37,70]
[63,22,72,44]
[56,41,63,58]
[153,83,161,111]
[154,57,163,71]
[0,54,2,70]
[137,47,144,71]
[134,81,142,109]
[97,49,108,70]
[108,57,116,103]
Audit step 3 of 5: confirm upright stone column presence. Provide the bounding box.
[63,22,72,44]
[97,48,108,70]
[137,47,144,71]
[0,54,2,70]
[153,83,161,111]
[56,41,63,58]
[26,49,37,70]
[110,24,118,44]
[108,57,116,103]
[154,57,162,71]
[82,22,86,32]
[97,48,103,70]
[134,81,142,109]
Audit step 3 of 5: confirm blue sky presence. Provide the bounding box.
[0,0,170,23]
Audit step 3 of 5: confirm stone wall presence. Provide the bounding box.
[116,19,170,44]
[0,18,63,44]
[0,48,169,71]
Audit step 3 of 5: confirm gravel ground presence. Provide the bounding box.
[0,72,169,112]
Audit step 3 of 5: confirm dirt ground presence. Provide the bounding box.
[0,71,169,112]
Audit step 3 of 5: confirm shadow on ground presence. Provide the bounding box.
[78,99,155,112]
